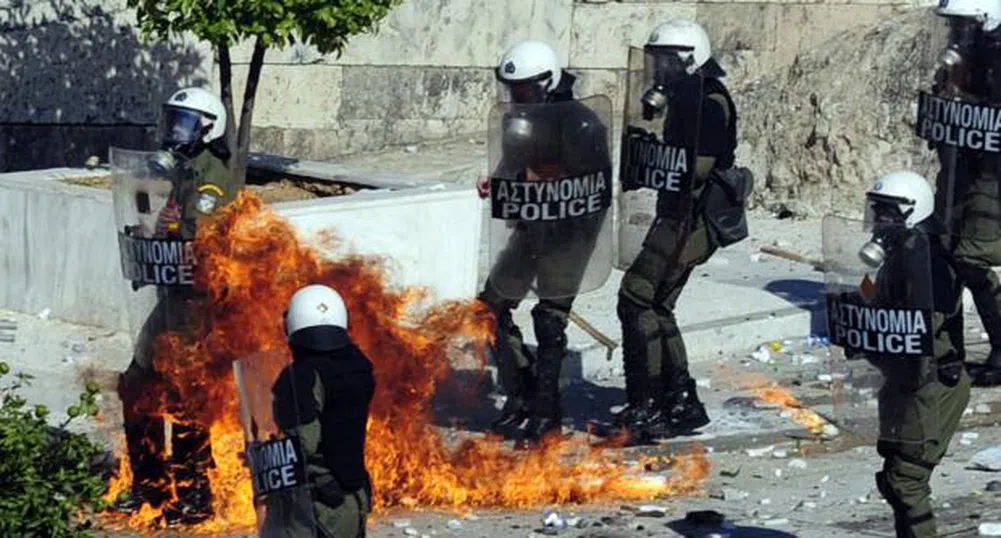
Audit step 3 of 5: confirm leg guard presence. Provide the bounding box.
[875,463,936,538]
[115,360,170,510]
[524,301,570,441]
[478,289,533,438]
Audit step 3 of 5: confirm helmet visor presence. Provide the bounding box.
[864,194,913,232]
[158,106,204,148]
[644,46,695,85]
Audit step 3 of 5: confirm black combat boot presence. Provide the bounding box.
[111,412,170,514]
[490,392,532,439]
[165,423,214,526]
[971,348,1001,386]
[648,375,710,439]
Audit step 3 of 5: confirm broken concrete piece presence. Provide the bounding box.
[746,445,775,458]
[971,448,1001,472]
[404,529,420,537]
[542,513,564,528]
[636,505,667,518]
[773,449,788,459]
[446,520,463,531]
[980,523,1001,536]
[393,520,413,529]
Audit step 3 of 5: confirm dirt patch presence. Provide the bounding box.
[59,175,359,203]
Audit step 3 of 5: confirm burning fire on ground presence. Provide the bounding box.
[739,375,836,436]
[100,191,711,534]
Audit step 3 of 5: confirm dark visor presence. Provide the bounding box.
[158,106,204,147]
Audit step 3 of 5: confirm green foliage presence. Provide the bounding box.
[126,0,403,55]
[0,364,108,538]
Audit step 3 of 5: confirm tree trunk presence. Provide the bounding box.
[234,37,267,187]
[216,44,237,162]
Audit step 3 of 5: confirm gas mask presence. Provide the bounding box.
[147,150,180,176]
[641,48,694,121]
[934,16,983,97]
[859,200,910,268]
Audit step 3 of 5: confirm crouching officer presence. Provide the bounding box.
[833,172,969,538]
[113,87,240,523]
[274,284,376,538]
[615,19,752,442]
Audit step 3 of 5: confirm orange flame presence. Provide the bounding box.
[756,387,829,435]
[100,191,710,534]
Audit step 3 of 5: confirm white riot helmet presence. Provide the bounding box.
[646,19,725,79]
[496,40,564,103]
[936,0,1001,32]
[158,87,227,154]
[284,284,350,351]
[859,171,936,267]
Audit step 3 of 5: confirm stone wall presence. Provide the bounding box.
[2,0,939,212]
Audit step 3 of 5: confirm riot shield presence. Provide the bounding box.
[233,350,316,538]
[484,94,615,301]
[915,14,1001,240]
[617,46,704,268]
[822,215,936,444]
[110,146,198,367]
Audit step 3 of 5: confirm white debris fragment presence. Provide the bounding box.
[779,411,792,419]
[637,505,667,517]
[463,513,480,521]
[964,432,982,441]
[696,378,711,389]
[795,501,817,511]
[38,308,51,320]
[760,498,772,505]
[965,407,975,416]
[564,516,581,528]
[773,449,788,459]
[976,404,992,415]
[817,373,833,383]
[971,447,1001,471]
[856,495,869,504]
[788,459,808,469]
[774,469,783,478]
[404,529,419,537]
[980,522,1001,536]
[405,145,418,153]
[746,445,775,458]
[821,475,830,483]
[821,424,840,438]
[982,332,991,341]
[763,518,790,527]
[543,513,564,528]
[446,520,463,531]
[750,253,763,263]
[751,346,771,363]
[393,520,412,529]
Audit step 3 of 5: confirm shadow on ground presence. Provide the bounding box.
[764,279,827,335]
[666,517,801,537]
[432,368,625,435]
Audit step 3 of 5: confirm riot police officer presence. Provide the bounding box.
[113,87,240,523]
[853,172,969,538]
[615,19,744,441]
[476,40,613,443]
[273,284,375,538]
[928,0,1001,385]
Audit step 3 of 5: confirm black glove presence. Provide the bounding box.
[314,478,345,508]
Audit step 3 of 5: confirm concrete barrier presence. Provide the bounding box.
[0,164,481,332]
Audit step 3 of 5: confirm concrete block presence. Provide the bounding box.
[250,119,485,162]
[229,0,574,68]
[569,2,698,69]
[0,164,483,331]
[227,64,344,130]
[339,66,497,121]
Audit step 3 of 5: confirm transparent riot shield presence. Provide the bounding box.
[233,350,317,538]
[617,46,704,269]
[484,94,615,301]
[915,14,1001,240]
[822,215,936,444]
[110,146,198,368]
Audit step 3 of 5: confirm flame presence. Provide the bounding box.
[100,191,710,534]
[755,386,829,435]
